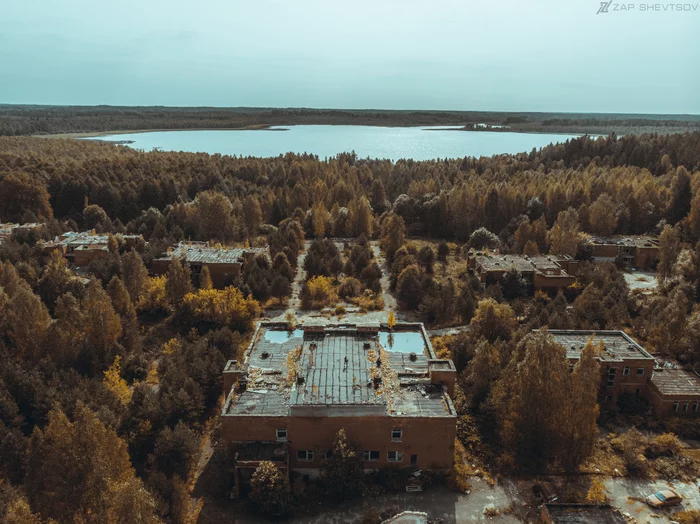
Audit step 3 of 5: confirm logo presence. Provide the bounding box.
[597,1,613,13]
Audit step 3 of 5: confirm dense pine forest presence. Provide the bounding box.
[1,105,700,136]
[2,131,700,522]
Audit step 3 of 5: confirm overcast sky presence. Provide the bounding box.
[1,0,698,113]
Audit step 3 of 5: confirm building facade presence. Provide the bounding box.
[151,242,268,288]
[39,230,142,266]
[547,330,655,404]
[545,330,700,417]
[221,322,457,495]
[585,236,659,269]
[468,252,578,292]
[648,368,700,417]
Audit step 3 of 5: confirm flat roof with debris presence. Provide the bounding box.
[50,230,141,247]
[474,254,570,275]
[586,235,659,248]
[222,322,455,419]
[543,504,626,524]
[156,242,268,265]
[651,368,700,397]
[546,330,654,362]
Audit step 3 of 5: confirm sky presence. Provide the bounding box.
[0,0,698,113]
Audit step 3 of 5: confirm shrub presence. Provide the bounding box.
[301,276,338,309]
[647,433,683,458]
[469,228,499,250]
[586,478,608,504]
[447,440,471,493]
[673,510,700,524]
[321,429,365,502]
[249,461,290,516]
[136,276,170,316]
[338,276,363,299]
[181,287,260,332]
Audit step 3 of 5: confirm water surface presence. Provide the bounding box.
[379,332,427,354]
[88,126,586,161]
[263,329,304,343]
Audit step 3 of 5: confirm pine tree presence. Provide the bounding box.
[199,265,213,290]
[166,257,193,308]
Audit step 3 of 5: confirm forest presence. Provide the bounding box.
[1,104,699,136]
[2,131,700,521]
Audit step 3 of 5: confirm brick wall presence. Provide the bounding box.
[221,414,456,471]
[596,359,654,403]
[648,385,700,418]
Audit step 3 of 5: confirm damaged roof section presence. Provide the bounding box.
[156,241,268,265]
[222,322,456,419]
[546,330,655,362]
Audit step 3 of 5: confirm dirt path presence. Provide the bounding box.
[286,240,310,316]
[370,241,397,312]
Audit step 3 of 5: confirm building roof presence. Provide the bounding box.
[222,323,455,419]
[0,223,43,242]
[156,242,268,265]
[587,235,659,248]
[52,230,141,247]
[543,504,626,524]
[473,254,572,279]
[546,330,654,362]
[651,368,700,397]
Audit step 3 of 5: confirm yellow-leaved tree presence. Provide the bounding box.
[103,356,132,405]
[182,286,260,331]
[387,310,396,330]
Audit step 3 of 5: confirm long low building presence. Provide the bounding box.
[0,222,44,243]
[584,235,659,269]
[468,252,578,292]
[39,230,142,266]
[544,330,700,417]
[649,367,700,417]
[221,322,457,495]
[547,330,655,404]
[151,242,268,288]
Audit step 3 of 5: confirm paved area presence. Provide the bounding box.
[605,477,700,523]
[624,270,658,292]
[229,481,517,524]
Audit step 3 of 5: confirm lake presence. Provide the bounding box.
[87,126,585,161]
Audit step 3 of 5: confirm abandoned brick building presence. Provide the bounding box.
[151,242,268,288]
[39,230,142,266]
[467,252,579,292]
[648,367,700,417]
[546,330,700,417]
[584,235,659,269]
[220,322,457,495]
[0,222,43,244]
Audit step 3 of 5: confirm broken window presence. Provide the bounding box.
[276,428,287,441]
[387,451,403,462]
[297,450,314,461]
[363,450,380,462]
[391,428,402,442]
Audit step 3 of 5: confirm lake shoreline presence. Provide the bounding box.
[34,124,289,139]
[36,124,591,140]
[56,126,590,162]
